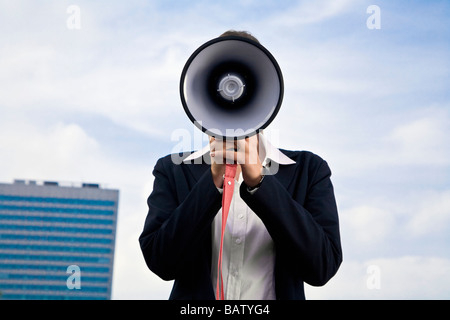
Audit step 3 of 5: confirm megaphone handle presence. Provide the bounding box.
[216,163,237,300]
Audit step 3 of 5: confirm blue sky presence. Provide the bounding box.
[0,0,449,299]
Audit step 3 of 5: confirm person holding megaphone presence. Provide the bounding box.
[139,30,342,300]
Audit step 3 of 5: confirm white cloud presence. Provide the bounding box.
[0,37,190,138]
[306,256,450,299]
[337,186,450,255]
[0,1,204,139]
[340,205,396,246]
[0,120,100,182]
[406,190,450,237]
[269,0,358,26]
[387,111,450,166]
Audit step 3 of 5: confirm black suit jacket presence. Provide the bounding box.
[139,149,342,300]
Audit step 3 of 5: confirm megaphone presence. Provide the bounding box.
[180,35,284,140]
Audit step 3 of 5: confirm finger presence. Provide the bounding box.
[209,140,215,156]
[235,139,247,153]
[210,138,225,151]
[223,140,236,152]
[210,138,220,158]
[235,137,259,165]
[212,148,238,164]
[210,139,226,164]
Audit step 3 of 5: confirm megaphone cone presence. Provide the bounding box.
[180,35,284,140]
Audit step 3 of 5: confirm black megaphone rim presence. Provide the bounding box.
[179,35,284,140]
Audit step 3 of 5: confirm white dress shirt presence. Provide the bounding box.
[183,133,295,299]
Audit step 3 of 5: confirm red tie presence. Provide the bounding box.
[216,163,237,300]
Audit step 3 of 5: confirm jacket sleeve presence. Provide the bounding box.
[240,159,342,286]
[138,157,222,281]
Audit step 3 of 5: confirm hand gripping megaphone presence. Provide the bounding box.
[179,34,284,300]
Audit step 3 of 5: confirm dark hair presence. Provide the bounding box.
[219,30,260,44]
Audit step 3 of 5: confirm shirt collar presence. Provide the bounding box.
[183,133,295,165]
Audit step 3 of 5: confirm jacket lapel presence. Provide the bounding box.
[184,153,211,183]
[264,149,298,191]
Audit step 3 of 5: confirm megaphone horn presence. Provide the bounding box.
[180,35,284,140]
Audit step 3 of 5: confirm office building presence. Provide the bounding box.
[0,179,119,300]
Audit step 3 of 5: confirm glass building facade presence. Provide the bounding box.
[0,180,119,300]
